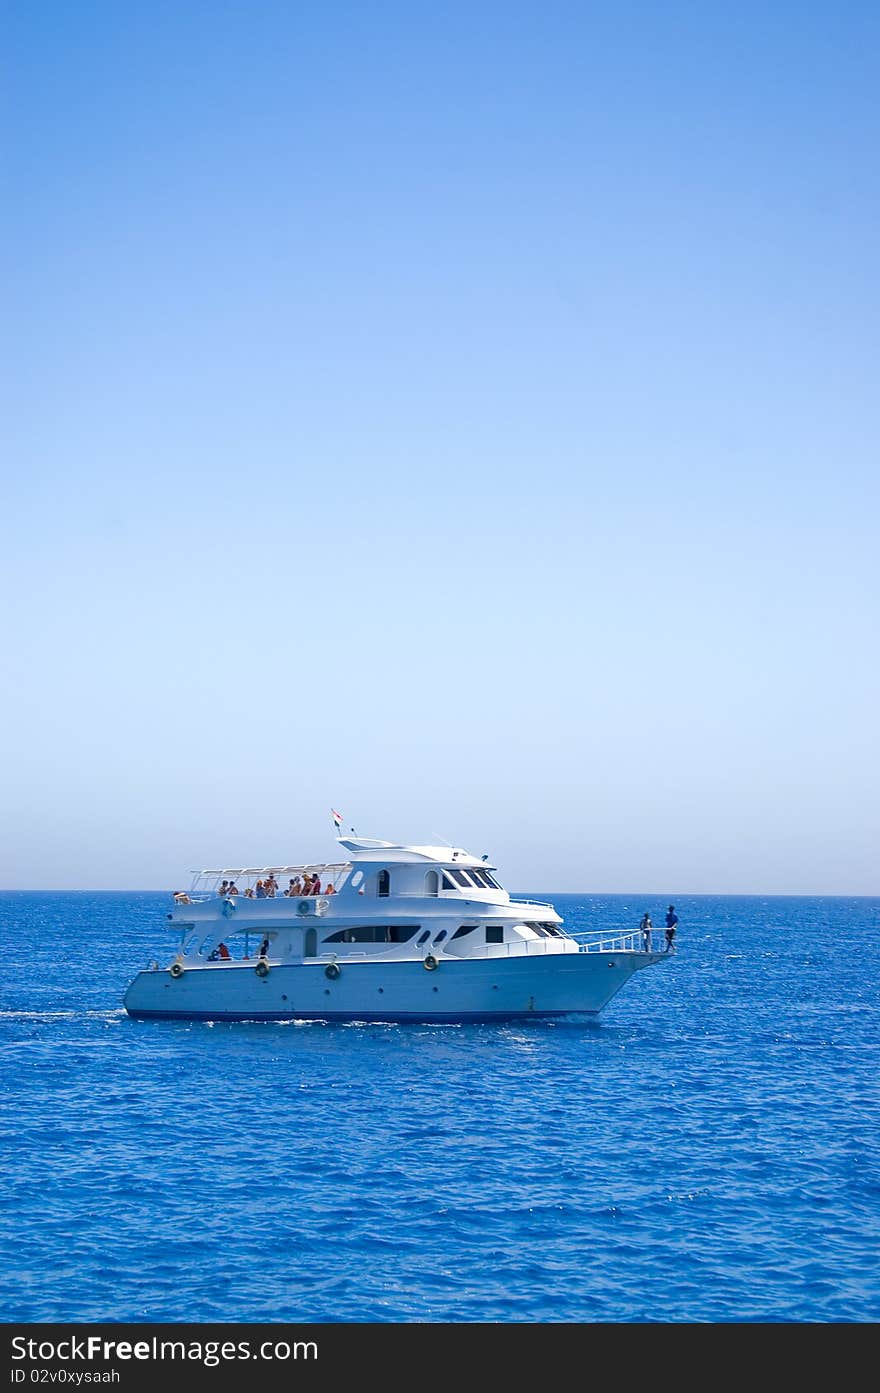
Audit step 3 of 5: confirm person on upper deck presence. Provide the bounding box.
[227,882,239,896]
[301,873,314,895]
[324,881,336,895]
[217,942,231,960]
[311,875,322,895]
[218,880,229,897]
[243,886,255,898]
[255,880,267,898]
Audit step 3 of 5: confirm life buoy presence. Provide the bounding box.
[255,959,270,978]
[423,954,438,971]
[325,962,340,980]
[169,961,184,978]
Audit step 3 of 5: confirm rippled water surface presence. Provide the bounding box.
[1,892,878,1322]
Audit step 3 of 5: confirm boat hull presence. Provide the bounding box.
[123,951,664,1023]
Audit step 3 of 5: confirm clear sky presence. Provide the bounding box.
[2,1,878,892]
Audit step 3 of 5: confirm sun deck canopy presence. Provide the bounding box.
[191,862,350,882]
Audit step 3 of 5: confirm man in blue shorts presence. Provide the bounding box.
[664,905,678,952]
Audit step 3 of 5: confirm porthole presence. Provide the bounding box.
[351,871,364,888]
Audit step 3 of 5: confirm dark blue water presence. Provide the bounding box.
[1,892,878,1323]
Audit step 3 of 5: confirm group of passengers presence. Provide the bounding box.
[253,873,281,898]
[217,873,336,899]
[284,873,336,898]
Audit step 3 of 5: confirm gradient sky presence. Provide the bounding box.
[2,1,878,891]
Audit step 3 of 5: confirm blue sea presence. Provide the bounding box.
[1,892,878,1323]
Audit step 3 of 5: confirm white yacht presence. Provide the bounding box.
[123,836,668,1023]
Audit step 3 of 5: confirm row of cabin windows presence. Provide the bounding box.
[322,925,454,947]
[450,922,563,941]
[198,923,533,958]
[377,867,502,897]
[324,925,507,946]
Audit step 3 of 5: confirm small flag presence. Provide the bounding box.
[331,808,343,829]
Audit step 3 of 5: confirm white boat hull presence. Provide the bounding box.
[123,951,664,1023]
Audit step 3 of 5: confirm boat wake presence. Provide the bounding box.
[0,1009,126,1023]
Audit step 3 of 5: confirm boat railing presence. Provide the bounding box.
[573,930,644,954]
[173,889,340,906]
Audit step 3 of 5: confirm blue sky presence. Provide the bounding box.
[2,1,878,891]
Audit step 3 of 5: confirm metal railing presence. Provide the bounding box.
[574,929,644,954]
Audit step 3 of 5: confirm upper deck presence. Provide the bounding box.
[170,837,559,925]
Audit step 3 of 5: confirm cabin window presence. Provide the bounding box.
[486,926,504,944]
[452,924,477,939]
[323,925,418,944]
[377,870,390,897]
[484,872,501,889]
[433,929,448,944]
[417,930,430,945]
[325,927,361,944]
[441,873,457,891]
[450,869,473,888]
[304,928,317,957]
[425,870,439,897]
